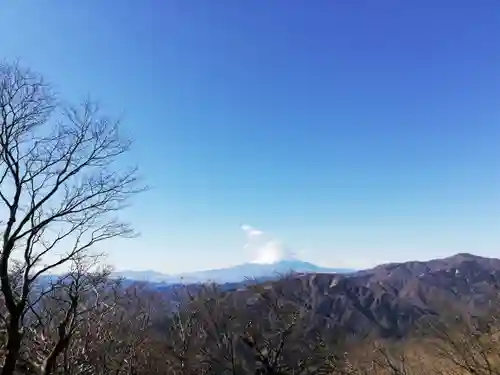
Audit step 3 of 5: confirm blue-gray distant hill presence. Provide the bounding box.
[113,260,354,284]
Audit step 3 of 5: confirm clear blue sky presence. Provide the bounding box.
[1,1,499,272]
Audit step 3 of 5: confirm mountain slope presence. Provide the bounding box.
[227,253,500,338]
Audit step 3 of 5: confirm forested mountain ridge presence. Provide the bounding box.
[165,253,500,339]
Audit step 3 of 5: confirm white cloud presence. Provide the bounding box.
[241,224,296,264]
[240,224,264,237]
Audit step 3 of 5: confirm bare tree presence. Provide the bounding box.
[75,282,167,375]
[161,276,344,375]
[237,278,342,375]
[0,61,144,375]
[424,315,500,375]
[371,343,417,375]
[23,258,113,375]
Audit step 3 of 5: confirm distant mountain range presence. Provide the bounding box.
[44,252,500,339]
[120,252,500,339]
[112,260,354,284]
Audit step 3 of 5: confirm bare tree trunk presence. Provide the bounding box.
[42,337,70,375]
[2,316,22,375]
[1,239,23,375]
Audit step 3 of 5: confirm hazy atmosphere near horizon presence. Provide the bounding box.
[1,1,499,273]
